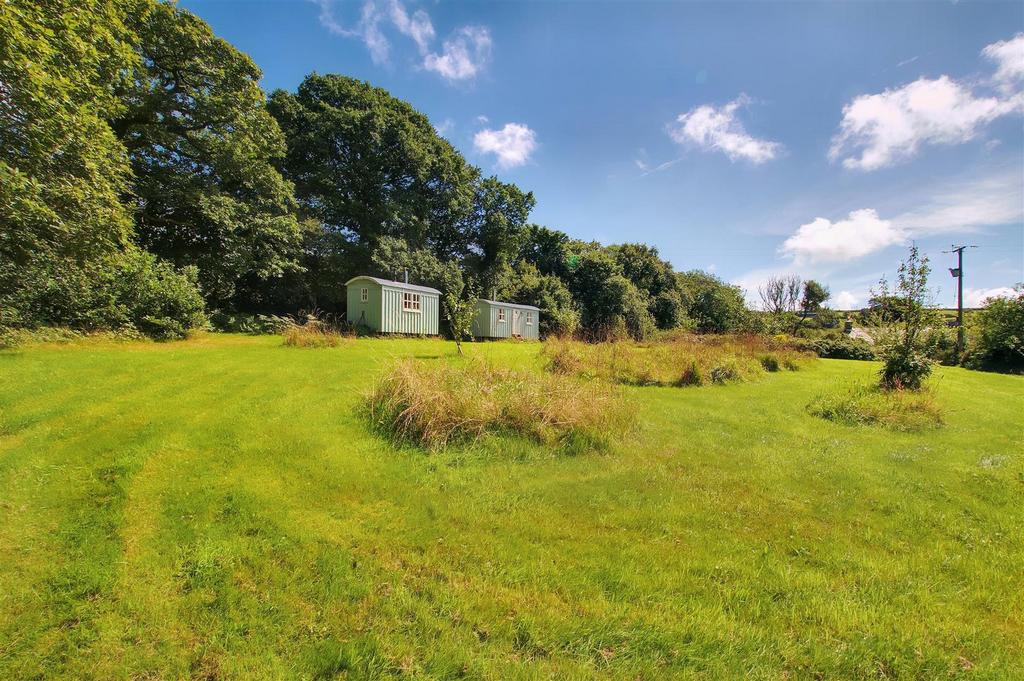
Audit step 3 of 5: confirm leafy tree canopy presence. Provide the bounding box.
[112,1,303,306]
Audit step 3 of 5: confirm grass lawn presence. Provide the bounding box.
[1,334,1021,679]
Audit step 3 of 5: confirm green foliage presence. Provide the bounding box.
[872,246,938,390]
[465,177,536,295]
[113,2,303,307]
[676,271,750,333]
[110,249,207,339]
[0,0,140,331]
[965,286,1024,372]
[500,262,580,337]
[808,383,943,431]
[801,337,877,361]
[268,74,479,271]
[439,271,477,355]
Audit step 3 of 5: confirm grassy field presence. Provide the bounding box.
[1,334,1021,679]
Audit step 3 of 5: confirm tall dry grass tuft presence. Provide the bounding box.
[543,334,814,387]
[807,383,944,431]
[282,312,349,348]
[365,358,627,450]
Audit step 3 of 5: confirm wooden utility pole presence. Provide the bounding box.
[944,245,977,356]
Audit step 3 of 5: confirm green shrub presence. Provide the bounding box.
[111,249,207,339]
[709,359,742,384]
[365,358,625,450]
[965,287,1024,372]
[808,384,943,431]
[800,337,876,361]
[676,360,705,386]
[759,354,781,372]
[1,249,206,340]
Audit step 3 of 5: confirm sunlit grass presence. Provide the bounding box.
[0,337,1021,678]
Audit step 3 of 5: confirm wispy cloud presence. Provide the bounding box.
[313,0,490,82]
[892,171,1023,234]
[830,33,1024,170]
[668,95,781,164]
[474,123,538,168]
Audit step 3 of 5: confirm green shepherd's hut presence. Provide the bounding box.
[345,276,440,335]
[471,299,540,340]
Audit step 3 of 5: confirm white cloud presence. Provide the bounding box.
[313,0,491,82]
[963,286,1017,307]
[780,209,906,264]
[833,290,859,310]
[831,34,1024,170]
[387,0,434,54]
[892,172,1024,234]
[982,33,1024,90]
[669,95,781,164]
[424,26,492,81]
[473,123,537,169]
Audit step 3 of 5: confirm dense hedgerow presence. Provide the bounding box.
[365,358,626,450]
[543,334,814,387]
[798,337,877,361]
[807,383,943,431]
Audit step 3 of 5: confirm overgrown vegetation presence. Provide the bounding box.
[965,285,1024,372]
[281,313,348,348]
[543,334,813,387]
[365,357,625,450]
[808,383,944,431]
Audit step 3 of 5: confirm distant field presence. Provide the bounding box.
[1,334,1021,679]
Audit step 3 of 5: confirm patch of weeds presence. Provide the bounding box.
[709,359,742,384]
[543,334,813,388]
[282,313,349,348]
[364,358,626,451]
[807,383,943,431]
[304,636,392,680]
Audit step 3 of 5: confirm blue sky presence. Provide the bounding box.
[182,0,1024,308]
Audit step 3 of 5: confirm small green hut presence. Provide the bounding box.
[471,299,540,340]
[345,276,440,335]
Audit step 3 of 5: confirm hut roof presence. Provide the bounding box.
[345,276,441,295]
[478,299,540,311]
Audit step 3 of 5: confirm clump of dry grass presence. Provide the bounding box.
[543,334,814,387]
[807,383,944,431]
[365,358,627,450]
[282,313,348,348]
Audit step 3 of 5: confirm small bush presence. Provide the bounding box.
[807,384,943,431]
[709,359,742,384]
[759,354,781,372]
[365,358,625,450]
[878,341,932,391]
[676,361,705,386]
[282,314,347,348]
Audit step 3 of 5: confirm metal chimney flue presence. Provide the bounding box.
[404,269,409,284]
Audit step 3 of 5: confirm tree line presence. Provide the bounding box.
[2,0,752,340]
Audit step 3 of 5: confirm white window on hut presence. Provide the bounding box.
[498,308,506,323]
[360,287,368,302]
[403,292,421,312]
[526,312,533,325]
